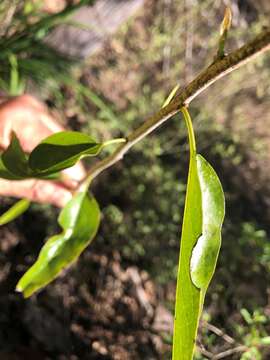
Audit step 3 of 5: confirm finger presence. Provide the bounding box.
[0,179,73,208]
[0,94,86,193]
[0,95,64,152]
[62,162,86,186]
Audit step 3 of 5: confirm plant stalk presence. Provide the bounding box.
[79,27,270,184]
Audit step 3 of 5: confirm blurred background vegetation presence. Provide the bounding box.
[0,0,269,359]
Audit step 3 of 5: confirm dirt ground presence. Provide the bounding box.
[0,205,173,359]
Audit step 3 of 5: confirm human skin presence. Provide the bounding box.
[0,95,85,208]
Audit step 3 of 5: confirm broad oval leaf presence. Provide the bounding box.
[0,156,24,180]
[29,131,102,174]
[0,133,59,180]
[0,199,30,226]
[1,132,32,177]
[16,190,100,298]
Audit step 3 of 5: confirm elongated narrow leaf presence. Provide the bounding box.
[173,150,202,360]
[16,190,100,297]
[0,199,30,226]
[162,84,180,108]
[173,154,225,359]
[190,155,225,291]
[173,108,225,360]
[29,131,102,174]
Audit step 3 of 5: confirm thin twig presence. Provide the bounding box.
[202,321,235,344]
[200,348,214,358]
[198,321,247,359]
[79,27,270,185]
[212,345,248,359]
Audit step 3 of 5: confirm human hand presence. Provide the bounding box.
[0,95,86,207]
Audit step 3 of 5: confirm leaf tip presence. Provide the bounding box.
[15,283,28,298]
[15,277,34,298]
[15,282,35,299]
[15,284,22,293]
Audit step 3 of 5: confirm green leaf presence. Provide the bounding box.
[0,133,59,180]
[241,308,253,325]
[0,154,60,180]
[1,132,31,177]
[35,171,61,180]
[0,156,24,180]
[0,199,30,226]
[29,131,102,174]
[260,337,270,345]
[0,131,124,181]
[172,108,225,360]
[173,145,202,360]
[16,189,100,298]
[162,84,180,108]
[190,154,225,290]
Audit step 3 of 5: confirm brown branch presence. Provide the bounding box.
[202,321,235,345]
[199,345,248,360]
[212,345,248,359]
[80,27,270,184]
